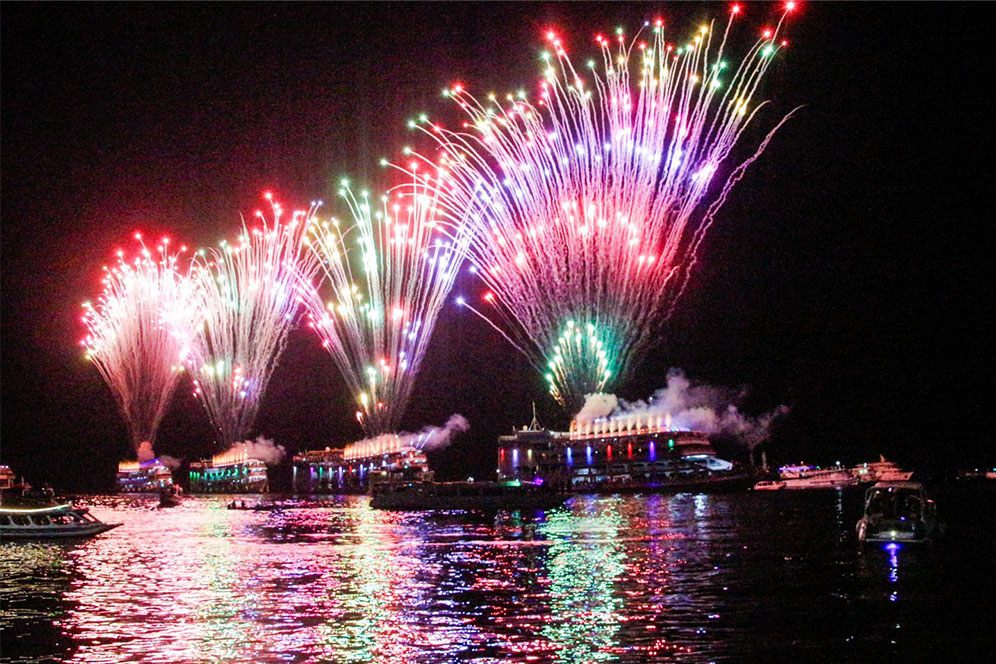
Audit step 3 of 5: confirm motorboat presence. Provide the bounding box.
[226,500,284,511]
[851,456,913,483]
[856,481,938,544]
[753,480,786,491]
[777,464,858,489]
[0,503,121,539]
[159,484,183,508]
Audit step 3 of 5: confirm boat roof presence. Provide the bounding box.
[870,481,923,489]
[0,503,75,514]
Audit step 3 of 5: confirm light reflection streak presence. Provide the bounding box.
[4,490,977,663]
[539,497,625,663]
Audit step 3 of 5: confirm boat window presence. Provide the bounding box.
[11,515,30,526]
[30,516,51,525]
[0,515,10,525]
[901,494,922,518]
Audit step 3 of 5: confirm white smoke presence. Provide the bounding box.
[575,393,618,424]
[354,414,470,453]
[236,436,287,465]
[576,369,788,447]
[159,455,183,470]
[137,441,155,462]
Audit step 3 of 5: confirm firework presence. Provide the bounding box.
[187,195,320,447]
[81,235,197,457]
[300,177,470,435]
[401,4,799,409]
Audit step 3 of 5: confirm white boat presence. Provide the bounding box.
[856,481,938,544]
[851,456,913,483]
[777,464,858,489]
[0,504,121,539]
[753,480,786,491]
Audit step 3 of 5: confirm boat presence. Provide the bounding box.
[158,484,183,508]
[777,464,858,489]
[117,458,174,493]
[856,481,938,544]
[753,480,786,491]
[0,503,121,539]
[189,444,269,494]
[956,468,996,481]
[496,409,748,495]
[370,480,567,511]
[0,465,17,490]
[226,500,284,511]
[851,456,913,483]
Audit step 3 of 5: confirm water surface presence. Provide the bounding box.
[1,489,991,662]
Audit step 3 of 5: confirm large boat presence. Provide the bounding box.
[497,411,752,494]
[370,479,567,511]
[776,464,859,489]
[116,459,174,493]
[0,503,121,539]
[856,481,938,544]
[851,456,913,483]
[292,441,431,494]
[189,444,269,493]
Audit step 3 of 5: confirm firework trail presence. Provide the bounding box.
[187,195,321,447]
[300,177,471,435]
[81,235,197,457]
[401,4,799,409]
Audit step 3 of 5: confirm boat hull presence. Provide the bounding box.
[1,522,121,539]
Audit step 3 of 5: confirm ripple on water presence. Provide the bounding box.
[1,489,992,663]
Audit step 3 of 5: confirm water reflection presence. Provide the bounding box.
[1,491,989,663]
[540,496,625,663]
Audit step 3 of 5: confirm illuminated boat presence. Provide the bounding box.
[851,456,913,483]
[0,465,16,490]
[752,480,786,491]
[856,481,938,544]
[189,444,269,493]
[370,480,566,511]
[777,464,858,489]
[0,504,121,539]
[116,459,174,493]
[292,442,431,494]
[497,413,751,493]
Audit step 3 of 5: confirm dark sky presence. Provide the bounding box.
[1,3,990,491]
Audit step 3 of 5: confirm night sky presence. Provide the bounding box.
[1,3,989,492]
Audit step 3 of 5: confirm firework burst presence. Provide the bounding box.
[81,235,197,456]
[187,195,321,447]
[401,4,799,409]
[300,177,471,435]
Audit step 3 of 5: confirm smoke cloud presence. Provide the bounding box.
[576,369,788,447]
[158,455,183,470]
[354,414,470,453]
[137,441,155,463]
[236,436,287,465]
[575,393,619,424]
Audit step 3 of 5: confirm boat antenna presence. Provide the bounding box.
[529,402,541,431]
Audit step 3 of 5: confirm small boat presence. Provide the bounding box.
[0,504,121,539]
[159,484,183,508]
[370,480,567,511]
[753,480,786,491]
[226,500,283,511]
[856,481,938,544]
